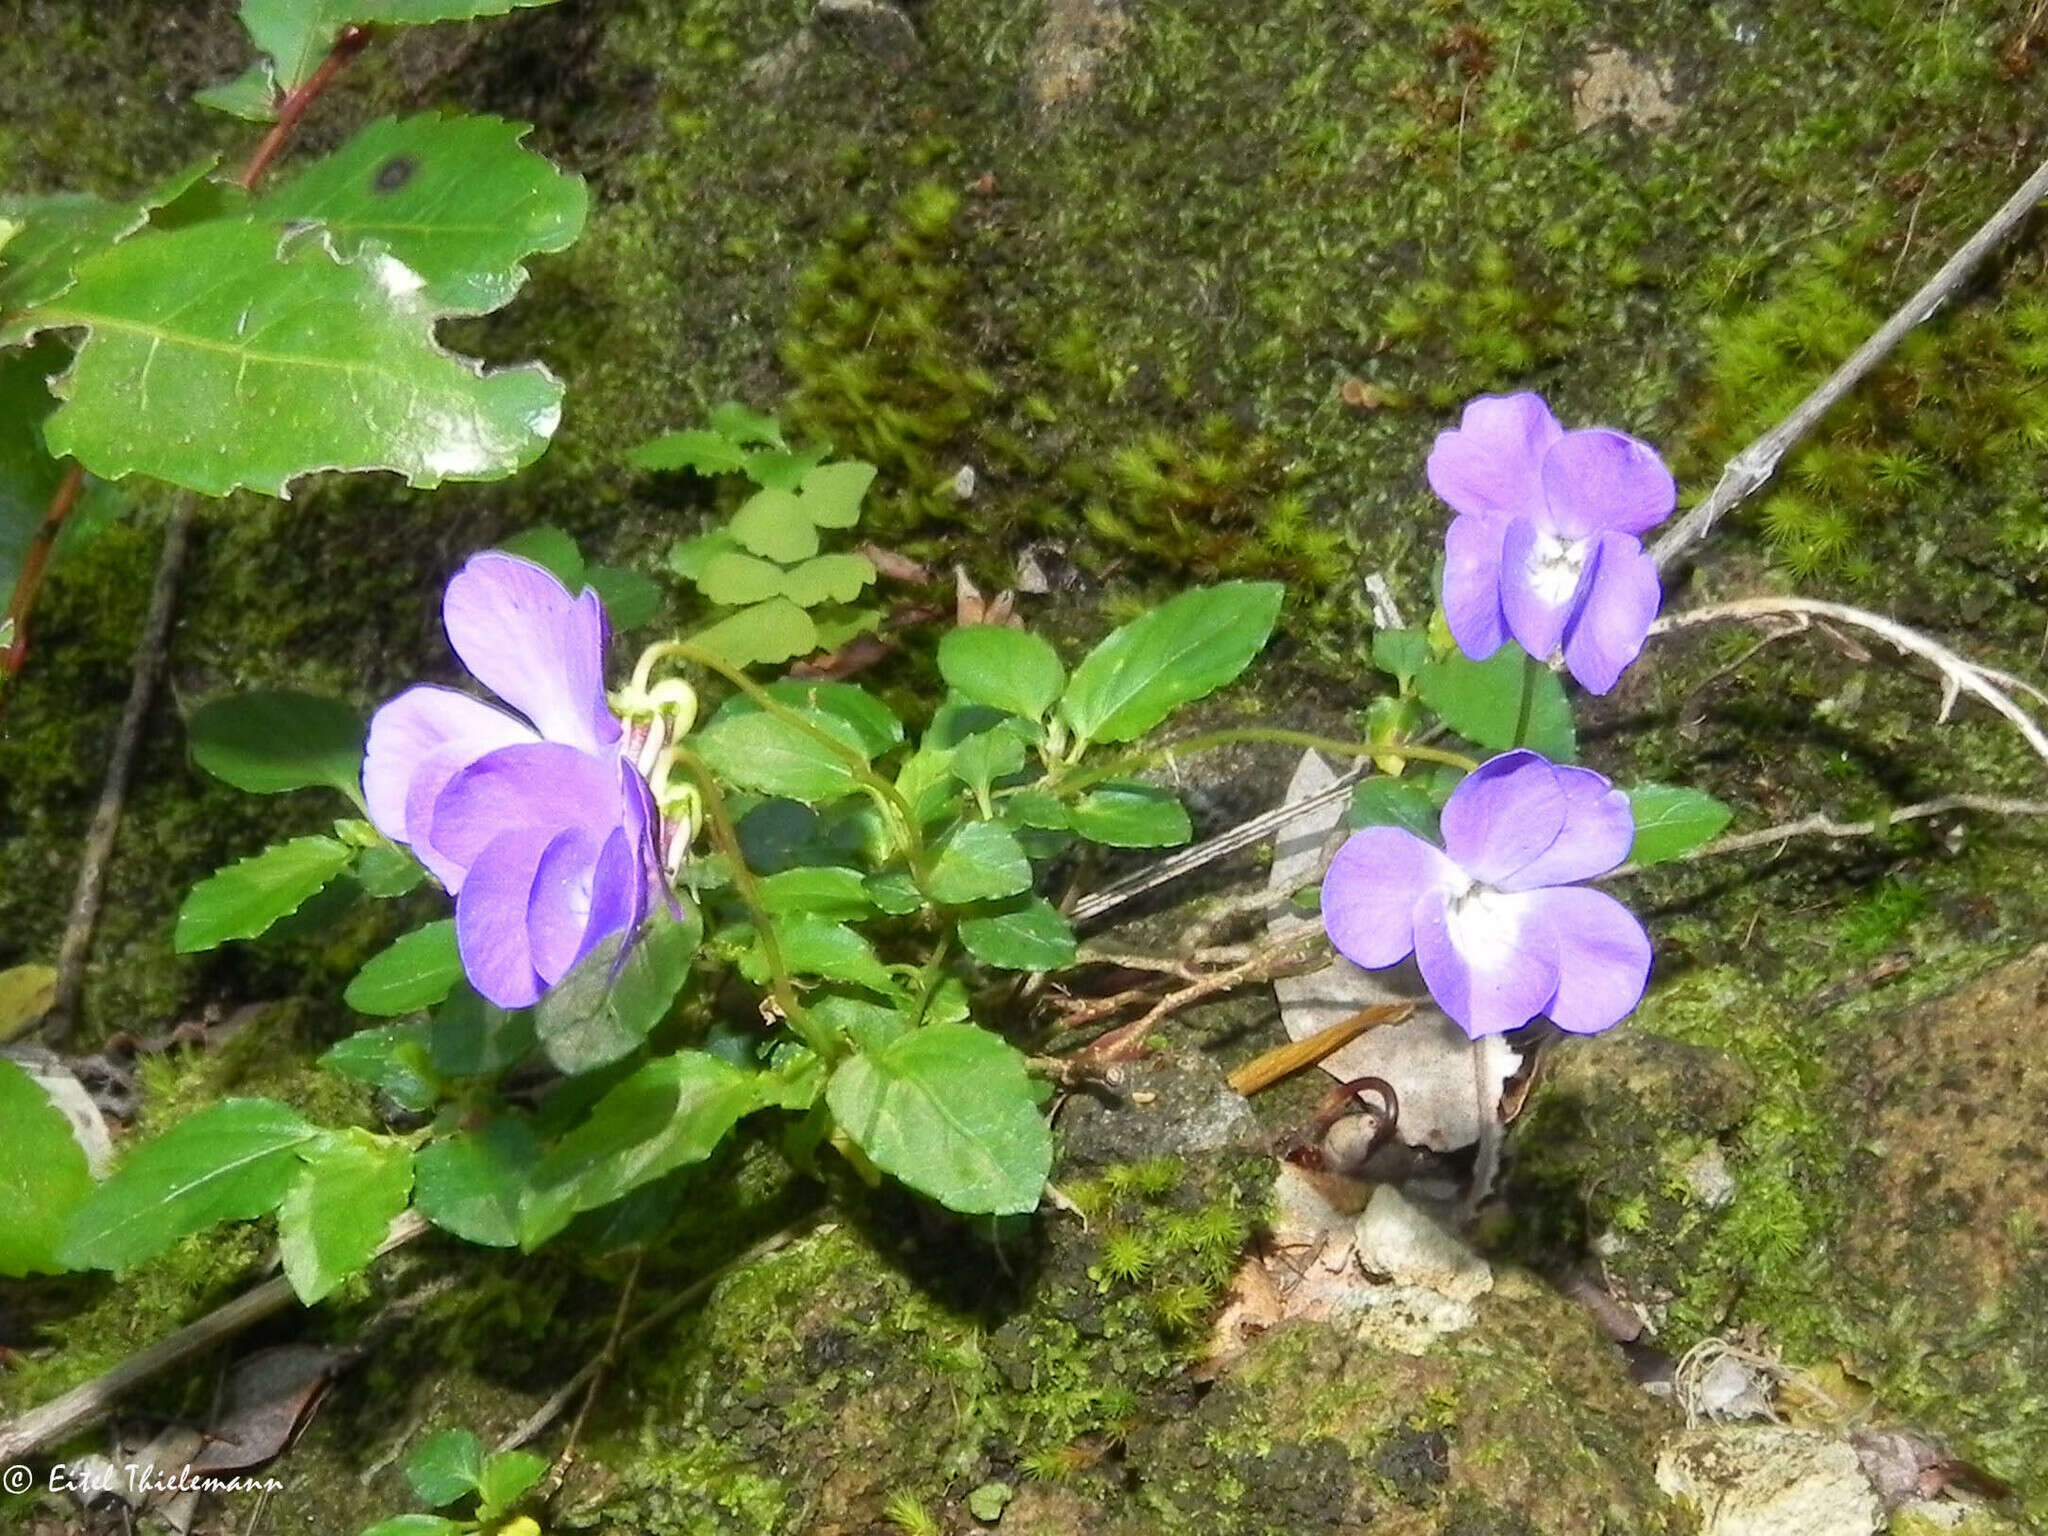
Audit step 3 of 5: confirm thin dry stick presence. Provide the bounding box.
[44,499,195,1041]
[1609,793,2048,875]
[1080,927,1329,1062]
[1225,1002,1416,1096]
[541,1250,644,1496]
[494,1222,813,1457]
[0,1213,428,1465]
[1650,595,2048,768]
[1650,153,2048,573]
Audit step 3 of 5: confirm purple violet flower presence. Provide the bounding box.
[1321,750,1650,1039]
[363,553,661,1009]
[1429,392,1675,693]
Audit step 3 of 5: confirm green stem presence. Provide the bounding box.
[670,746,827,1057]
[1061,727,1478,795]
[1512,656,1537,750]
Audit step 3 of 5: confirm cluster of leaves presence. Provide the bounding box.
[0,0,580,617]
[355,1426,547,1536]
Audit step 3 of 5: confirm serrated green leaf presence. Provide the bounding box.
[796,460,875,527]
[354,842,423,897]
[175,836,355,952]
[827,1023,1050,1215]
[708,400,784,448]
[742,445,827,491]
[586,565,660,628]
[630,428,748,475]
[319,1022,440,1112]
[699,549,790,606]
[194,58,281,120]
[1068,782,1192,848]
[946,726,1029,798]
[729,486,819,563]
[811,994,913,1054]
[521,1053,761,1245]
[243,0,567,94]
[533,905,702,1075]
[1626,784,1733,866]
[957,895,1076,971]
[938,625,1066,721]
[1414,644,1577,762]
[669,528,740,581]
[1059,582,1283,745]
[345,919,461,1016]
[742,914,899,995]
[928,819,1034,905]
[778,551,875,607]
[742,680,904,756]
[495,524,583,585]
[404,1427,485,1508]
[1346,777,1441,839]
[279,1130,412,1303]
[864,869,923,915]
[0,1058,95,1276]
[257,113,586,316]
[694,710,865,803]
[1371,628,1428,687]
[187,689,366,800]
[60,1098,316,1271]
[687,598,817,669]
[26,219,564,498]
[412,1116,536,1247]
[477,1449,548,1517]
[998,789,1069,831]
[0,193,147,336]
[756,866,872,920]
[428,982,535,1078]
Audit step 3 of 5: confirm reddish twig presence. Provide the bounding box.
[0,461,85,684]
[238,26,374,192]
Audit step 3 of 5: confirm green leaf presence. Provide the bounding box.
[827,1023,1051,1215]
[1068,782,1192,848]
[319,1023,440,1113]
[947,726,1029,799]
[585,565,661,628]
[175,836,355,952]
[495,524,583,585]
[742,446,828,491]
[709,401,785,449]
[278,1130,412,1303]
[187,689,365,800]
[404,1427,485,1508]
[476,1449,548,1517]
[60,1098,316,1271]
[698,549,790,606]
[927,820,1034,905]
[345,919,462,1016]
[999,789,1070,831]
[243,0,567,94]
[0,1058,96,1276]
[778,551,875,607]
[357,1518,465,1536]
[1626,784,1733,867]
[522,1053,762,1244]
[729,486,819,563]
[757,866,873,920]
[412,1116,536,1247]
[749,680,904,756]
[354,842,423,897]
[1059,582,1284,745]
[864,869,923,915]
[1415,644,1577,762]
[743,914,899,995]
[938,625,1067,721]
[796,460,875,527]
[26,219,564,498]
[694,710,865,803]
[0,193,148,336]
[811,994,913,1054]
[1370,628,1428,687]
[687,598,818,669]
[0,962,57,1037]
[533,905,702,1075]
[1346,778,1442,839]
[957,896,1076,971]
[0,344,76,606]
[257,113,586,316]
[194,58,281,120]
[428,982,534,1077]
[629,428,748,475]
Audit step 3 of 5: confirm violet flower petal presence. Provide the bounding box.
[1559,531,1661,694]
[1493,765,1634,892]
[1442,513,1511,659]
[1438,750,1567,885]
[1498,515,1586,663]
[579,826,645,962]
[426,740,626,890]
[1322,826,1464,969]
[1425,393,1563,520]
[363,685,535,851]
[527,825,604,986]
[1528,886,1651,1034]
[442,554,621,755]
[455,826,558,1008]
[1539,428,1675,538]
[1412,883,1559,1039]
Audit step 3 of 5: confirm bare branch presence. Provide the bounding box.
[1611,793,2048,876]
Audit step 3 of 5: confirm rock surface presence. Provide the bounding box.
[1657,1427,1881,1536]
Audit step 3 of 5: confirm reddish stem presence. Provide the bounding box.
[0,25,373,693]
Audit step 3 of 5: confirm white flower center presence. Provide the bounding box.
[1444,879,1521,966]
[1526,531,1590,607]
